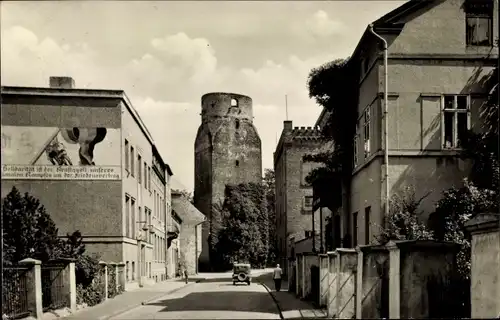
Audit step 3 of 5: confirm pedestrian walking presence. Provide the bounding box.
[273,263,282,292]
[183,268,189,284]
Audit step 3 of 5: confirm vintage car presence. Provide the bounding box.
[232,263,252,285]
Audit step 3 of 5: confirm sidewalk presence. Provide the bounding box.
[62,277,202,320]
[258,274,327,319]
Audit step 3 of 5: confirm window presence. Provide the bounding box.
[148,166,151,191]
[363,108,371,158]
[235,119,240,129]
[442,95,470,148]
[147,208,152,243]
[365,206,371,245]
[352,212,358,247]
[130,146,135,177]
[125,195,131,238]
[125,139,129,171]
[235,160,239,167]
[153,190,157,218]
[231,98,238,107]
[131,198,136,239]
[138,155,142,184]
[132,261,135,280]
[144,163,147,189]
[304,196,313,210]
[466,0,493,46]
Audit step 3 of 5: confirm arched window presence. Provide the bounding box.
[231,98,238,107]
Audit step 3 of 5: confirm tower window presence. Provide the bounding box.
[235,160,239,167]
[231,98,239,107]
[235,119,240,129]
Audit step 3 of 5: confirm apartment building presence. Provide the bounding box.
[332,0,498,248]
[274,120,326,274]
[1,76,176,289]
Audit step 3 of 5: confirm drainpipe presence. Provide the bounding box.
[368,24,390,221]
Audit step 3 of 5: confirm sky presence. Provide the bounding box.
[1,0,406,192]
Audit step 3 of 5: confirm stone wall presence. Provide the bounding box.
[194,92,262,271]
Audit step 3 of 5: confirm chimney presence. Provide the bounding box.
[49,77,75,89]
[284,120,293,131]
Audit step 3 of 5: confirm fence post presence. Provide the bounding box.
[386,241,401,319]
[117,262,126,291]
[355,246,363,319]
[18,258,43,319]
[465,213,500,319]
[99,261,108,301]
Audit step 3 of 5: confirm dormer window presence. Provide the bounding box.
[231,98,239,107]
[465,0,493,46]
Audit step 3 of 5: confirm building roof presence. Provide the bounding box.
[1,82,174,177]
[171,193,206,225]
[348,0,437,63]
[273,120,327,165]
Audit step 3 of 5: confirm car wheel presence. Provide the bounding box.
[247,281,250,285]
[233,282,236,285]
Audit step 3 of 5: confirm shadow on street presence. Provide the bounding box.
[144,291,279,314]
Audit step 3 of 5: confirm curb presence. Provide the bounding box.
[259,281,284,320]
[99,279,203,320]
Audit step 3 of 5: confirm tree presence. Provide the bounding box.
[2,187,63,264]
[263,169,277,265]
[304,57,360,213]
[214,183,269,269]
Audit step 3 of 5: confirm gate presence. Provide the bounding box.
[41,264,67,311]
[310,265,320,305]
[360,258,389,319]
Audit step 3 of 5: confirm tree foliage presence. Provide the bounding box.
[213,182,269,270]
[376,186,434,245]
[263,169,277,265]
[2,186,104,307]
[3,187,63,264]
[304,57,359,189]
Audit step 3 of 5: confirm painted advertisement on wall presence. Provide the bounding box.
[1,126,121,180]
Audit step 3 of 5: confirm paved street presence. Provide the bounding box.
[109,271,280,319]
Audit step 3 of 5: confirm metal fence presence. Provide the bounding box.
[41,264,66,311]
[116,265,124,293]
[2,266,31,319]
[108,267,118,299]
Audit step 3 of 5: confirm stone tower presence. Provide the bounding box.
[194,92,262,270]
